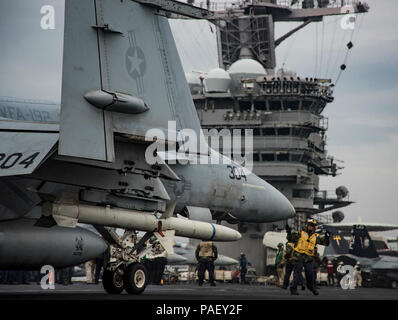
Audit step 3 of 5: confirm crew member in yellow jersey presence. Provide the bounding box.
[195,241,218,287]
[286,219,330,296]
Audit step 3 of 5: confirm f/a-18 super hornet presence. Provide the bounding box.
[0,0,295,294]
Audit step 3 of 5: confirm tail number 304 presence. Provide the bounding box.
[227,165,247,181]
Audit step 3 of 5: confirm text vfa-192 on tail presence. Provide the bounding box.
[0,0,295,294]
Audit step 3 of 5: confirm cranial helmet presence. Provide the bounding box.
[307,219,317,226]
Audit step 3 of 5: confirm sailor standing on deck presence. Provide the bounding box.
[239,252,248,284]
[196,241,218,287]
[286,219,330,295]
[275,243,285,287]
[282,241,305,290]
[326,260,335,286]
[147,239,168,285]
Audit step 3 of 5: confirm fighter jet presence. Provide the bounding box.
[324,222,398,257]
[323,225,398,288]
[0,0,295,294]
[0,95,294,225]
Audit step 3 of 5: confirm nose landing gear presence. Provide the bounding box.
[95,227,153,295]
[124,263,148,294]
[102,268,125,294]
[102,262,148,295]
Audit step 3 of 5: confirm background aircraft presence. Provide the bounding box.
[263,222,398,287]
[322,225,398,288]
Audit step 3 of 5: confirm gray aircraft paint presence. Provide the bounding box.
[0,96,294,222]
[0,0,295,224]
[0,219,107,269]
[0,0,296,271]
[0,120,59,177]
[58,0,205,161]
[0,97,59,123]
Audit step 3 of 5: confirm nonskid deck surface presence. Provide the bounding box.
[0,283,396,300]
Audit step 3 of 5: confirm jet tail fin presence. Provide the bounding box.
[59,0,207,162]
[322,225,350,256]
[349,225,379,258]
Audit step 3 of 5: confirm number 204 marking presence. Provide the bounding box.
[0,152,41,170]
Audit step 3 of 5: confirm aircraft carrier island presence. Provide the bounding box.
[185,0,368,275]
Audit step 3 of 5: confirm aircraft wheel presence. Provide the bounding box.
[102,269,125,294]
[392,280,397,289]
[124,263,148,295]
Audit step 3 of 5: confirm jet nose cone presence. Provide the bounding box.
[272,187,296,220]
[260,181,296,222]
[282,196,296,220]
[237,174,296,223]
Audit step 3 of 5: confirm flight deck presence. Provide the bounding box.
[0,283,396,300]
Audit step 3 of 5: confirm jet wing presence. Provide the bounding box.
[325,222,398,233]
[372,256,398,271]
[0,119,58,176]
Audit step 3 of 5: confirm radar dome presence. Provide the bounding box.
[228,59,266,92]
[332,211,345,223]
[228,59,267,76]
[204,68,231,93]
[335,186,349,199]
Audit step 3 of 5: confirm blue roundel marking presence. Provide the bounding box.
[210,223,216,240]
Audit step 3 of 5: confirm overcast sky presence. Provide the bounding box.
[170,0,398,237]
[0,0,64,102]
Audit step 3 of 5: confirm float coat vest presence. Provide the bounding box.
[199,241,214,258]
[294,231,319,256]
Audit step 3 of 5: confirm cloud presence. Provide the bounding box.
[321,135,398,229]
[0,0,64,102]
